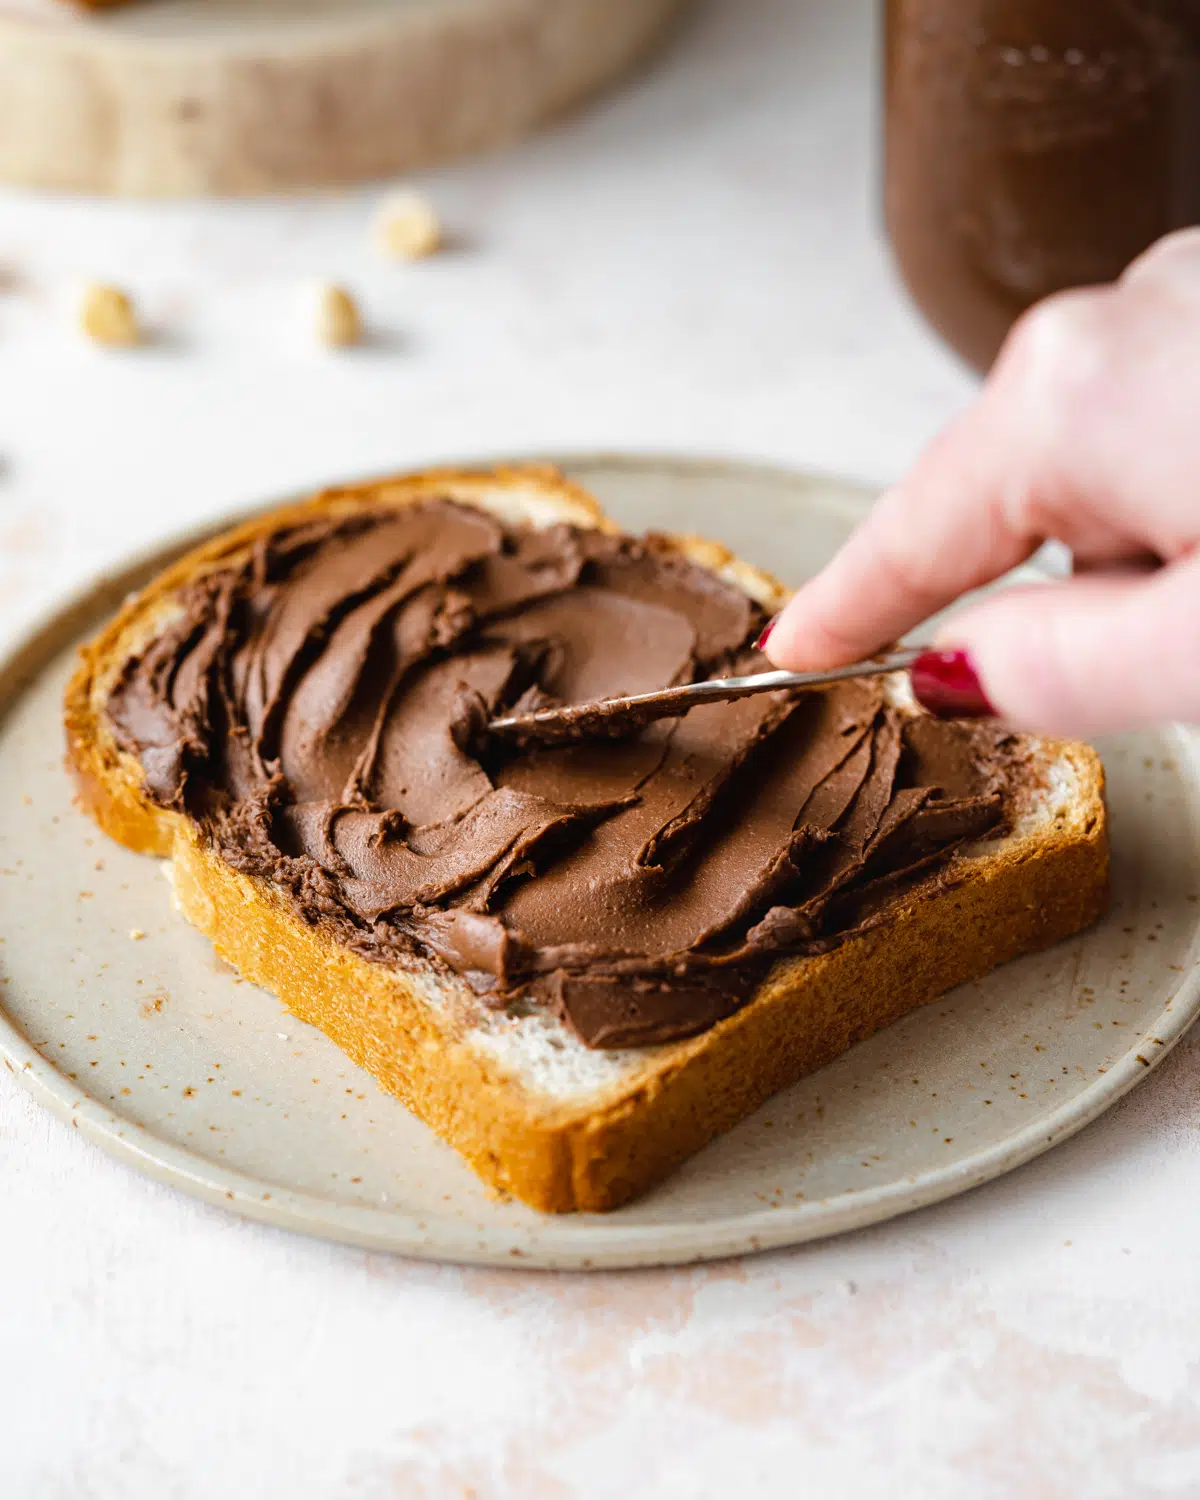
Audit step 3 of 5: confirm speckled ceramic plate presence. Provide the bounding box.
[2,455,1198,1269]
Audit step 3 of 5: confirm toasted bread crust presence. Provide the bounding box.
[64,465,1109,1212]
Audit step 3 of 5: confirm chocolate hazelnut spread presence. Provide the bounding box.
[105,500,1016,1049]
[886,0,1200,370]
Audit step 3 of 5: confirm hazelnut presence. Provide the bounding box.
[374,191,442,261]
[312,283,361,347]
[78,283,139,347]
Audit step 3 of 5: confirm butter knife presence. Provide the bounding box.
[487,647,923,748]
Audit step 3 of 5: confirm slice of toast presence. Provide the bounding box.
[64,465,1109,1213]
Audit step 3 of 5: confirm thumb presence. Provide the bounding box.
[935,554,1200,739]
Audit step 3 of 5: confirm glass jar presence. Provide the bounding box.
[884,0,1200,371]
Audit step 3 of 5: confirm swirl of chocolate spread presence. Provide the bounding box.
[105,500,1014,1049]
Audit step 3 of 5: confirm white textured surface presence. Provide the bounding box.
[3,1,1200,1495]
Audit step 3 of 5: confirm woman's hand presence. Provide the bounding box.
[761,229,1200,739]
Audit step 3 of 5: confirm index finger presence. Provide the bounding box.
[763,397,1038,669]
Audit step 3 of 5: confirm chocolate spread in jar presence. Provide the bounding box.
[885,0,1200,371]
[104,499,1015,1049]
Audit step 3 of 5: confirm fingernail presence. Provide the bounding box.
[755,617,778,653]
[911,649,995,719]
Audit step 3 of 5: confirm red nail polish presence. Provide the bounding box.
[755,618,777,654]
[911,649,995,719]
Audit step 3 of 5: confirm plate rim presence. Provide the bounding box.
[2,451,1198,1271]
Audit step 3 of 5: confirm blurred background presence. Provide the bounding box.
[0,0,976,656]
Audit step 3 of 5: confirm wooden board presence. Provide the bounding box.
[0,0,689,195]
